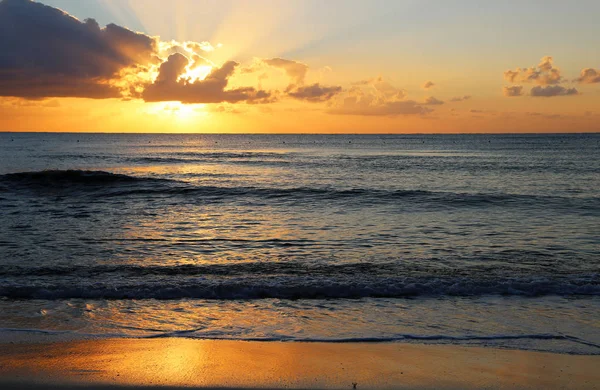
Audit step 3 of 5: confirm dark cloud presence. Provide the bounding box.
[449,95,471,102]
[422,81,435,89]
[142,53,272,104]
[286,83,342,102]
[576,68,600,84]
[530,85,579,97]
[263,58,309,85]
[0,0,157,99]
[503,86,524,97]
[423,96,444,105]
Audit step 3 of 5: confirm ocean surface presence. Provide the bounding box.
[0,133,598,354]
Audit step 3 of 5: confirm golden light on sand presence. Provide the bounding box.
[1,339,599,388]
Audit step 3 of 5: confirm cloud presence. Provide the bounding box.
[0,0,157,99]
[330,98,433,116]
[423,96,444,105]
[503,70,519,83]
[524,111,567,119]
[449,95,471,102]
[502,62,578,97]
[241,58,342,103]
[351,76,383,86]
[0,0,276,104]
[286,83,342,102]
[576,68,600,84]
[1,97,60,108]
[422,81,435,89]
[210,104,244,114]
[184,41,216,53]
[350,77,406,100]
[503,56,562,85]
[328,76,435,116]
[142,54,273,104]
[262,58,309,85]
[530,85,579,97]
[503,86,524,97]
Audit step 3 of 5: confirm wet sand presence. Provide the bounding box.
[0,338,598,389]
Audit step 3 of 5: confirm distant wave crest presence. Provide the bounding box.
[1,170,597,212]
[0,170,167,186]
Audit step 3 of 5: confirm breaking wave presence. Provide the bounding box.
[1,274,598,300]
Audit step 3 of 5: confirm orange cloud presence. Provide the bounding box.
[503,56,562,85]
[286,84,342,102]
[351,77,406,100]
[422,81,435,89]
[503,86,523,97]
[423,96,444,105]
[449,95,471,102]
[576,68,600,84]
[329,77,434,116]
[241,58,342,102]
[262,58,309,86]
[503,57,581,98]
[184,41,216,54]
[351,76,383,86]
[329,99,432,116]
[142,54,273,104]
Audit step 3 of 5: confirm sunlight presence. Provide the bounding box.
[181,65,213,83]
[147,101,208,121]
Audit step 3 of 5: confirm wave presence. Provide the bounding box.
[147,333,599,348]
[42,151,289,160]
[1,170,598,212]
[2,249,597,277]
[0,327,597,352]
[36,151,599,173]
[0,170,169,187]
[38,152,292,166]
[1,273,598,299]
[0,260,371,277]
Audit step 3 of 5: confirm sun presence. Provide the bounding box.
[147,101,208,122]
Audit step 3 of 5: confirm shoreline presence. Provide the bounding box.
[1,330,599,355]
[1,338,598,389]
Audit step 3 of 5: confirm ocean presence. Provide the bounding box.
[0,132,598,354]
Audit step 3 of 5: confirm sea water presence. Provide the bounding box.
[0,133,598,354]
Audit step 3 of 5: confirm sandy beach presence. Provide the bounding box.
[0,338,598,389]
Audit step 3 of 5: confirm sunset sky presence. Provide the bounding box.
[1,0,599,133]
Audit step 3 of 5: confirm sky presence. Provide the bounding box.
[1,0,599,133]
